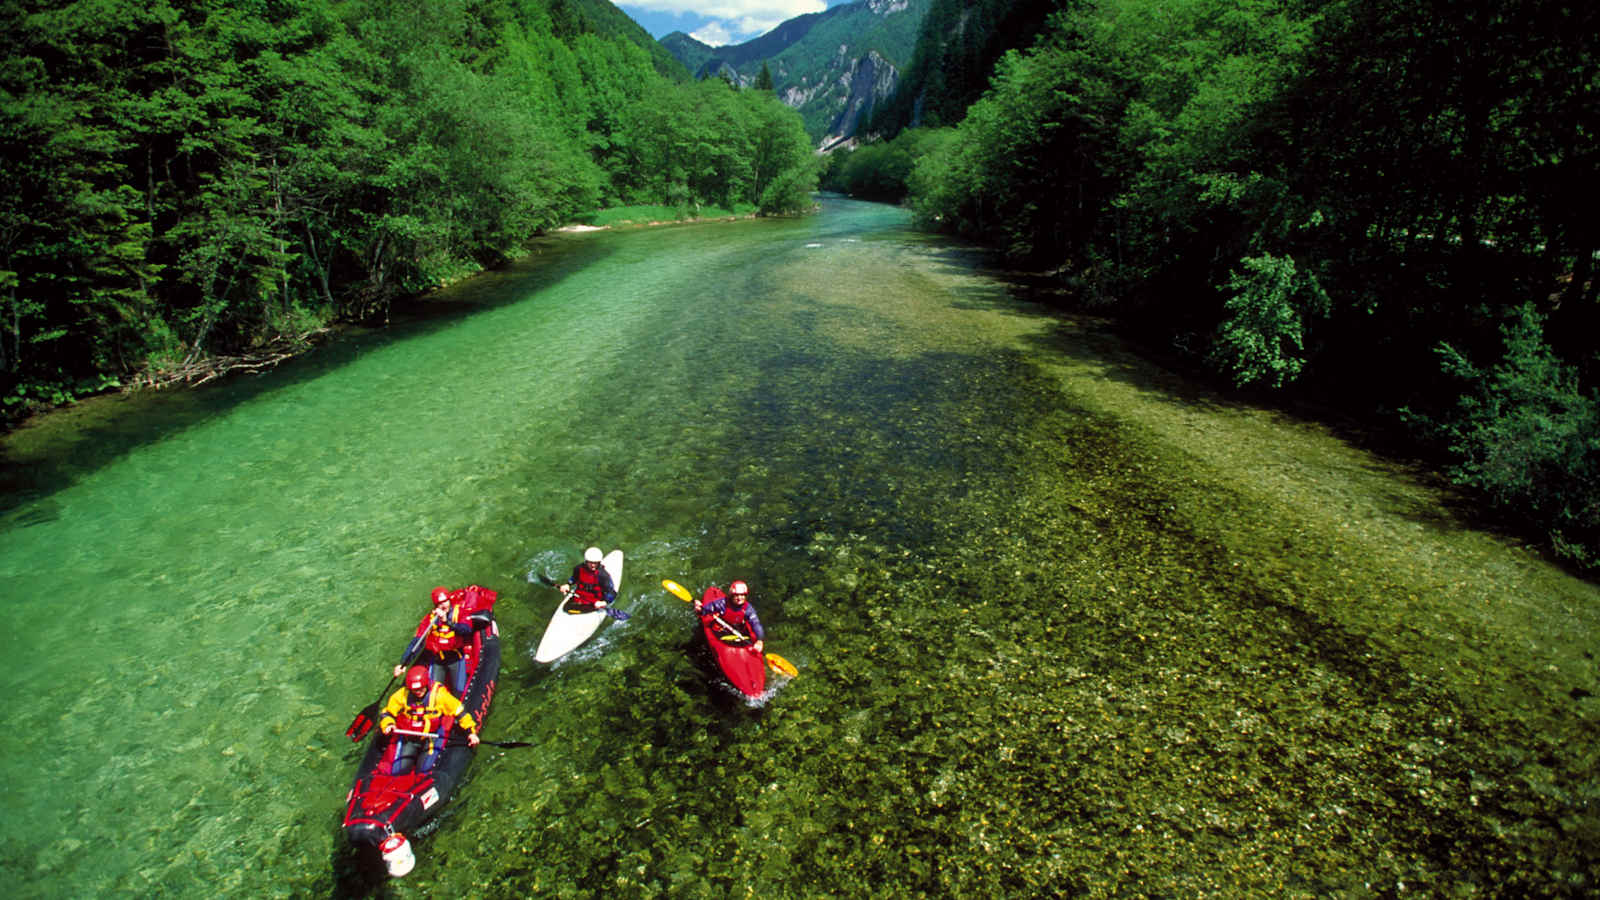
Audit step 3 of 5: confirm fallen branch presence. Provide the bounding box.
[135,329,330,391]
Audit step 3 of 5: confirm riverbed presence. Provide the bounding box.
[0,197,1594,897]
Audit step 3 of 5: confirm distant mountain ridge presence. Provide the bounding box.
[659,5,855,74]
[659,0,929,148]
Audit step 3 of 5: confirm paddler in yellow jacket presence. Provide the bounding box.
[378,665,480,775]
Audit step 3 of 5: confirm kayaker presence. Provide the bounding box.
[395,586,489,695]
[560,547,616,612]
[379,665,480,775]
[695,580,765,652]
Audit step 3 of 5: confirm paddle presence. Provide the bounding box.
[539,572,630,621]
[390,727,535,749]
[345,636,432,742]
[661,579,798,678]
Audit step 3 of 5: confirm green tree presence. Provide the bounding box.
[1425,304,1600,567]
[739,89,817,214]
[909,25,1127,267]
[1208,253,1330,389]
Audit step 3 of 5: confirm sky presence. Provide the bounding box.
[615,0,853,46]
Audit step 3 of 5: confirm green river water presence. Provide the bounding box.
[2,197,1597,898]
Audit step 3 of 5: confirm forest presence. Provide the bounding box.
[827,0,1598,571]
[4,0,1595,570]
[0,0,816,415]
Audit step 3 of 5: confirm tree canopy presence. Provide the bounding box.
[1,0,816,418]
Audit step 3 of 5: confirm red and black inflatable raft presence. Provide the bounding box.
[342,584,500,875]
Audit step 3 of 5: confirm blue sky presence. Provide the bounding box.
[615,0,854,46]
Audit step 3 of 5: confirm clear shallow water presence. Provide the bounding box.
[0,198,1033,895]
[3,197,1596,898]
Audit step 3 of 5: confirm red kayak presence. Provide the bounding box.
[700,586,766,698]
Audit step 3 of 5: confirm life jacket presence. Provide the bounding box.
[571,564,607,605]
[719,600,751,632]
[699,586,750,641]
[396,685,450,733]
[423,603,466,657]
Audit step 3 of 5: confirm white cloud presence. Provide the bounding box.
[690,22,737,45]
[733,14,789,35]
[634,0,825,43]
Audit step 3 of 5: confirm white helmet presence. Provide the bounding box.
[584,546,603,563]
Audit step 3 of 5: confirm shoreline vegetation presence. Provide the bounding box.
[6,206,760,432]
[0,205,782,507]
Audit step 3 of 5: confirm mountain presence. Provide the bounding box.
[659,0,930,148]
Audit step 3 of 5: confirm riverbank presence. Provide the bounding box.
[1030,313,1600,893]
[0,207,764,450]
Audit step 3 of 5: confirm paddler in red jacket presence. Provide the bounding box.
[559,547,616,612]
[695,580,765,652]
[394,586,489,695]
[379,665,480,775]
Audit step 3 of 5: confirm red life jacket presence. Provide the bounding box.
[719,601,750,631]
[572,564,606,604]
[423,604,466,657]
[699,586,750,640]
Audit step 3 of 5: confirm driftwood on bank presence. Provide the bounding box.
[133,329,330,390]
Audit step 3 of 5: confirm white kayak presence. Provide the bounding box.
[533,548,624,662]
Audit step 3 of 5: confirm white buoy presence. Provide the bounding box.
[379,833,415,877]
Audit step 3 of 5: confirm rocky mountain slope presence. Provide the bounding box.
[660,0,929,149]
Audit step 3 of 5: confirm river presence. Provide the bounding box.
[1,196,1595,897]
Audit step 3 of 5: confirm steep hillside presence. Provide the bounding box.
[866,0,1066,135]
[568,0,691,80]
[660,0,930,146]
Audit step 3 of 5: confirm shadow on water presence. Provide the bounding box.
[329,839,389,899]
[0,234,617,521]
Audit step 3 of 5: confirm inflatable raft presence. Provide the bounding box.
[341,584,501,875]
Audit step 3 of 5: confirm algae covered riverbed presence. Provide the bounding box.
[368,245,1598,897]
[1,199,1595,897]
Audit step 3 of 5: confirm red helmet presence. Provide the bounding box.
[728,580,749,599]
[430,586,451,605]
[405,665,432,692]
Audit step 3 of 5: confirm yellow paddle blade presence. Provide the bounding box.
[766,653,798,678]
[661,579,693,602]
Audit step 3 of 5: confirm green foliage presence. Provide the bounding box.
[868,0,1067,136]
[0,0,805,425]
[740,89,819,215]
[583,203,756,227]
[1428,304,1600,568]
[1208,253,1329,389]
[609,77,814,214]
[908,31,1124,266]
[823,129,946,204]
